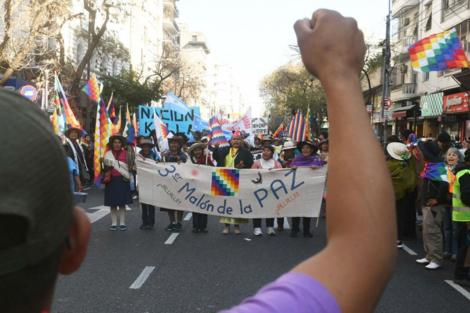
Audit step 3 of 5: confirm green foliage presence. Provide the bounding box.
[365,53,384,72]
[259,62,328,135]
[101,70,163,111]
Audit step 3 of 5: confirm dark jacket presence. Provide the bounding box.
[421,177,449,206]
[454,163,470,207]
[213,146,254,168]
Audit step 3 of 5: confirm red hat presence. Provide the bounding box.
[232,131,243,138]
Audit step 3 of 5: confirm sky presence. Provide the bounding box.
[177,0,389,116]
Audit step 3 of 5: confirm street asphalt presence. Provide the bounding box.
[52,187,470,313]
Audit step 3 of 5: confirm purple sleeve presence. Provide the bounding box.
[219,273,341,313]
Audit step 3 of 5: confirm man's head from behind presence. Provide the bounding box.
[0,90,90,312]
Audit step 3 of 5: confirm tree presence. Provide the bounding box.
[0,0,74,86]
[259,61,328,136]
[101,70,164,110]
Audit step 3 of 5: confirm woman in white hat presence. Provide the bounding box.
[386,142,415,249]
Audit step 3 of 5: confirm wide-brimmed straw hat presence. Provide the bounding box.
[188,143,206,156]
[108,133,127,147]
[137,139,155,148]
[387,142,411,161]
[65,127,83,138]
[282,141,296,151]
[261,134,272,142]
[297,140,318,155]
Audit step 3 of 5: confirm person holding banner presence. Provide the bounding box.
[103,134,135,231]
[137,139,159,230]
[188,142,215,233]
[159,135,188,232]
[252,145,283,236]
[290,140,324,237]
[213,131,254,234]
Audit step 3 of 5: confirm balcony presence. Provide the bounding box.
[163,18,180,35]
[402,83,417,96]
[163,0,179,18]
[402,35,417,49]
[392,0,419,18]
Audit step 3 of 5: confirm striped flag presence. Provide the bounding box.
[54,75,82,132]
[132,112,138,137]
[306,107,314,140]
[123,105,135,145]
[107,92,115,120]
[209,117,229,148]
[272,124,284,139]
[288,110,306,142]
[153,111,171,152]
[114,106,122,133]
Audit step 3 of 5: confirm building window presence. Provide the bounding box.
[423,72,430,81]
[192,35,197,41]
[76,43,83,65]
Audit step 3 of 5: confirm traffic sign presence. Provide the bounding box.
[20,85,37,101]
[382,97,392,110]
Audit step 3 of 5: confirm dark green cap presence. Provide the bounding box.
[0,89,74,276]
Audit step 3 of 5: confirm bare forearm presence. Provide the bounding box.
[324,74,395,244]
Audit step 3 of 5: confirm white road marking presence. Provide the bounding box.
[129,266,155,289]
[273,217,291,230]
[184,213,193,221]
[402,244,418,256]
[445,280,470,301]
[165,233,179,245]
[86,205,131,224]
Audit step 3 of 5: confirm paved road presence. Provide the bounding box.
[53,187,470,312]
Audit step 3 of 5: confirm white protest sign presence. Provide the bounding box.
[137,159,327,218]
[220,108,252,134]
[252,117,269,135]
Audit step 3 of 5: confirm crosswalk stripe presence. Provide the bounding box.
[165,233,179,244]
[402,244,418,256]
[129,266,155,289]
[184,213,193,221]
[445,280,470,301]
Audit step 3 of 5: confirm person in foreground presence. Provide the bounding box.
[0,10,396,313]
[221,9,397,313]
[0,90,91,313]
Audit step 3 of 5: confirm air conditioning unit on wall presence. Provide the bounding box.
[400,64,408,73]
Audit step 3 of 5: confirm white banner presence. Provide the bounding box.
[220,108,252,134]
[137,159,327,218]
[252,117,269,135]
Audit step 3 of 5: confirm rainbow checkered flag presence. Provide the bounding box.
[409,28,469,72]
[93,99,113,188]
[209,117,229,148]
[82,75,102,103]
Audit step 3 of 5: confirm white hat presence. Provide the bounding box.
[282,141,296,151]
[387,142,411,161]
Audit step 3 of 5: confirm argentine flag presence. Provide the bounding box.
[163,92,190,115]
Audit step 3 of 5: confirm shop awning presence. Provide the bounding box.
[392,104,418,118]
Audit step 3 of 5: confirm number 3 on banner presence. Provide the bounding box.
[158,165,176,177]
